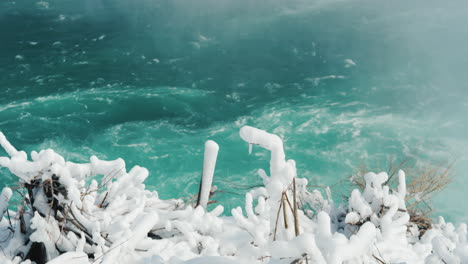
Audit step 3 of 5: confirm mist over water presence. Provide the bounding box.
[1,0,468,221]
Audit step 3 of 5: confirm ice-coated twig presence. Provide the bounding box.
[293,178,300,237]
[239,126,286,181]
[0,187,12,220]
[0,132,22,158]
[196,140,219,209]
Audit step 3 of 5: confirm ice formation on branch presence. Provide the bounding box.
[196,140,219,209]
[0,128,467,264]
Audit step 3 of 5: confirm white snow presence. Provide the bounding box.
[0,126,466,264]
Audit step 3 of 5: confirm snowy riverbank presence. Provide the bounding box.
[0,126,466,264]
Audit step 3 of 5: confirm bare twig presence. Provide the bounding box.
[282,193,288,229]
[273,195,284,241]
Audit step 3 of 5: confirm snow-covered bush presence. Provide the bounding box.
[0,127,466,264]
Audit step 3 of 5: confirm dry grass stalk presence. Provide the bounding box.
[373,254,387,264]
[273,194,284,241]
[274,185,301,241]
[350,158,454,235]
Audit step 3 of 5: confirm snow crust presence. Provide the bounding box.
[0,127,466,264]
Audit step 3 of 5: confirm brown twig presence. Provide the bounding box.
[99,192,108,208]
[373,254,386,264]
[273,195,284,241]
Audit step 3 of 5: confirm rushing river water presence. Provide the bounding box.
[1,0,468,222]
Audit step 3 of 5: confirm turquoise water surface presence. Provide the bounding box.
[1,0,468,222]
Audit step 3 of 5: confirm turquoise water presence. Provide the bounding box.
[1,0,468,222]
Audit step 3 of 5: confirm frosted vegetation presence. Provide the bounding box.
[0,127,466,264]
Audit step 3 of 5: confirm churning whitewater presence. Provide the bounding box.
[1,0,468,262]
[1,0,468,222]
